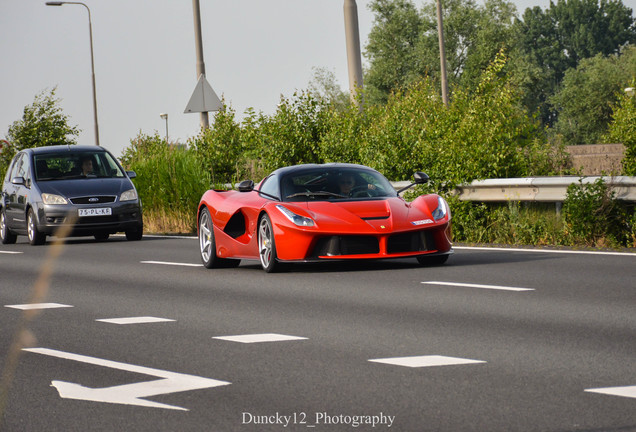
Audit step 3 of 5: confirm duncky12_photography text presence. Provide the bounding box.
[241,411,396,428]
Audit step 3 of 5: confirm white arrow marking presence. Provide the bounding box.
[585,385,636,399]
[23,348,230,411]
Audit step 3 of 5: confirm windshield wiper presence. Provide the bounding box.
[286,191,347,199]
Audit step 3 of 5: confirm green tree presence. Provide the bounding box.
[551,45,636,145]
[364,0,517,104]
[604,80,636,174]
[361,51,553,188]
[513,0,636,125]
[307,67,351,111]
[419,0,517,90]
[2,88,80,175]
[364,0,424,105]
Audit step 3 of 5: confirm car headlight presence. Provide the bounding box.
[42,193,68,205]
[431,196,448,221]
[120,189,138,202]
[276,205,315,227]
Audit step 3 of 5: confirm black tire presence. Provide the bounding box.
[1,210,17,244]
[258,214,281,273]
[417,254,449,266]
[198,207,240,269]
[27,208,46,246]
[94,233,110,241]
[125,225,143,241]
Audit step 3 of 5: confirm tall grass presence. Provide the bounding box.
[121,133,211,233]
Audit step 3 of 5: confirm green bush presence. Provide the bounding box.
[562,178,628,247]
[450,199,567,246]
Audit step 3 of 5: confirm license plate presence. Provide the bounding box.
[78,207,112,217]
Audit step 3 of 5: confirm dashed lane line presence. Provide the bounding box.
[96,317,176,325]
[140,260,201,267]
[5,303,74,310]
[422,281,535,292]
[369,355,486,368]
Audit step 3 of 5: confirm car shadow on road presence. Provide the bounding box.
[238,249,557,274]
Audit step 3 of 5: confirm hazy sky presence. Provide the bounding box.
[2,0,632,158]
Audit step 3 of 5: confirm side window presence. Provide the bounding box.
[9,154,25,181]
[259,174,280,200]
[22,155,32,184]
[4,154,20,183]
[15,154,28,179]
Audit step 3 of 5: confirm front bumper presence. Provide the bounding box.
[274,221,453,261]
[35,201,143,236]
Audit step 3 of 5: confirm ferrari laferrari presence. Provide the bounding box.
[197,163,452,272]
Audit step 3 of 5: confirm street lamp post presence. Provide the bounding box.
[46,1,100,146]
[160,113,169,145]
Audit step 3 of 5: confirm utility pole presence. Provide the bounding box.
[436,0,449,106]
[344,0,364,110]
[192,0,209,129]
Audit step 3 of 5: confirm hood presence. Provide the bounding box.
[35,178,134,198]
[297,198,433,232]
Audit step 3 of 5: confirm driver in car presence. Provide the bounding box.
[337,173,376,196]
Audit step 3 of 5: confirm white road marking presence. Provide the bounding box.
[422,281,535,292]
[96,317,175,325]
[140,260,201,267]
[585,385,636,399]
[5,303,74,310]
[0,251,22,254]
[213,333,308,344]
[23,347,230,411]
[369,355,486,368]
[455,245,636,257]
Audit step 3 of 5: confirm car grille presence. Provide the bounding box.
[70,196,116,204]
[313,236,380,256]
[387,231,434,254]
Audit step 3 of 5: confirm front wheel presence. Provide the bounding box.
[1,210,17,244]
[258,214,281,273]
[27,209,46,246]
[199,207,239,269]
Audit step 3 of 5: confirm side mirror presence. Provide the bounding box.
[11,177,25,186]
[126,171,137,179]
[238,180,254,192]
[414,172,429,184]
[396,172,430,194]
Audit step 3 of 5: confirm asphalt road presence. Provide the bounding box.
[1,235,635,431]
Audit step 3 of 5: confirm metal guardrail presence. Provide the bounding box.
[455,176,636,202]
[392,176,636,202]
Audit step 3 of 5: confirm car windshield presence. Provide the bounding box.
[33,151,125,181]
[281,167,397,202]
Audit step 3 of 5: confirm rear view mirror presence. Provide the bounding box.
[126,171,137,179]
[11,177,25,186]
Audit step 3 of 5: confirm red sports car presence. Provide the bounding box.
[197,163,452,272]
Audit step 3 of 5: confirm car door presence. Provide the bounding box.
[5,153,29,230]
